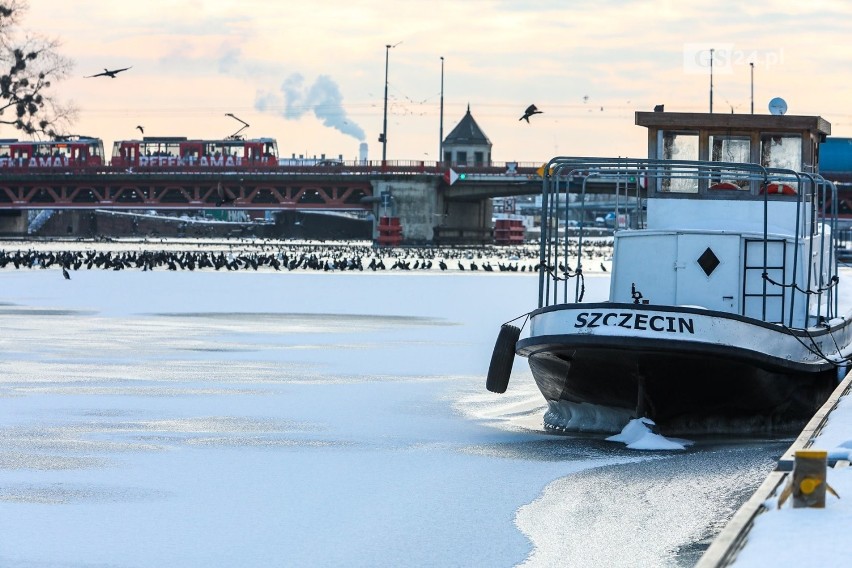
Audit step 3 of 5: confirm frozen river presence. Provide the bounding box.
[0,267,787,567]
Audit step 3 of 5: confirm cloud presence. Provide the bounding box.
[218,46,242,74]
[256,73,366,142]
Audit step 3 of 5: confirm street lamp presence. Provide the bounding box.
[381,42,400,163]
[439,56,444,165]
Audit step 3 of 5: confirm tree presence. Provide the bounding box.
[0,0,75,137]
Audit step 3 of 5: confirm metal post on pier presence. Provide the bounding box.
[750,62,754,115]
[439,56,444,166]
[709,48,714,114]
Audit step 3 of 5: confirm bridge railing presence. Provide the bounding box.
[0,160,545,177]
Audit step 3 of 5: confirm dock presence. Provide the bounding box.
[697,371,852,566]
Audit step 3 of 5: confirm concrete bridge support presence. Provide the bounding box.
[370,177,493,245]
[0,211,27,236]
[434,198,493,245]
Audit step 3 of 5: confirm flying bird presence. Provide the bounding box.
[136,125,144,135]
[85,66,132,79]
[519,104,542,123]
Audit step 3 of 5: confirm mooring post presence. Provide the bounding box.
[792,450,828,508]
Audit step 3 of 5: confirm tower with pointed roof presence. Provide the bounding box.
[442,105,492,166]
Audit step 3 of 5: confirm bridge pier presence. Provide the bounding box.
[433,199,493,245]
[370,177,493,245]
[0,211,26,236]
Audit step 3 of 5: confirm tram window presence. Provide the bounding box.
[659,131,699,193]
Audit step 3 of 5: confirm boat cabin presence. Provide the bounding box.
[539,111,838,330]
[606,112,835,326]
[637,111,829,175]
[634,112,830,233]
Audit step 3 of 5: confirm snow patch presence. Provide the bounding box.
[606,417,693,451]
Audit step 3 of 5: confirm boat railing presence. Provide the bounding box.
[537,157,839,328]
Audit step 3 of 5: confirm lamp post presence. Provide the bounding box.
[439,56,444,166]
[381,43,400,163]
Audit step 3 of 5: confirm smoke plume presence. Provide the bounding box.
[256,73,365,142]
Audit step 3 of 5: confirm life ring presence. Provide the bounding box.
[760,183,797,195]
[708,182,740,191]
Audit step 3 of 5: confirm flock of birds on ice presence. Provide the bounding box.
[0,239,614,278]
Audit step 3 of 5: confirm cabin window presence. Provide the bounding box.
[709,135,751,190]
[660,131,699,193]
[456,151,467,165]
[761,134,802,192]
[474,151,484,166]
[760,134,802,171]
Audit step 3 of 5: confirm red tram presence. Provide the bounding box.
[111,137,279,169]
[0,137,105,169]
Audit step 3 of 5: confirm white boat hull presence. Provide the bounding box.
[517,302,852,432]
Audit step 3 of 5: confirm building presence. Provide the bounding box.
[442,105,492,166]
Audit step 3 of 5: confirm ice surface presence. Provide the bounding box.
[0,261,783,567]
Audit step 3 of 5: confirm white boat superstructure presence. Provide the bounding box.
[488,112,852,434]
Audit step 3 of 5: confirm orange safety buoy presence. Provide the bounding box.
[760,183,797,195]
[708,182,740,190]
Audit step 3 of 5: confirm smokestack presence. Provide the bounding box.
[359,142,368,164]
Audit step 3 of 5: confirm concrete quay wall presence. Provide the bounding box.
[696,372,852,567]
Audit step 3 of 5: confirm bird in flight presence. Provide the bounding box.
[86,66,132,79]
[136,125,144,135]
[519,104,542,123]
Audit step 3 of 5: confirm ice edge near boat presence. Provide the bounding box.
[488,111,852,435]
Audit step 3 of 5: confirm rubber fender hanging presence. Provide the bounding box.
[486,324,521,393]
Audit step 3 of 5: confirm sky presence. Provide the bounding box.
[11,0,852,164]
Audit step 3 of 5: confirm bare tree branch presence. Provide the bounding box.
[0,0,76,137]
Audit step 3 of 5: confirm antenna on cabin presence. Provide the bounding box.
[709,48,714,113]
[768,97,788,116]
[225,113,249,140]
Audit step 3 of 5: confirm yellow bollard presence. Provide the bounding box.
[792,450,828,508]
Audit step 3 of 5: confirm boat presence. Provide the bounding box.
[487,110,852,434]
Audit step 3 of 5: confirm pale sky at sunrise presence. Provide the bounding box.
[14,0,852,164]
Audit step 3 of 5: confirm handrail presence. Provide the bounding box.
[536,157,839,327]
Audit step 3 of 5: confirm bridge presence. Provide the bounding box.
[0,162,558,243]
[4,161,848,243]
[0,160,635,207]
[0,171,374,210]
